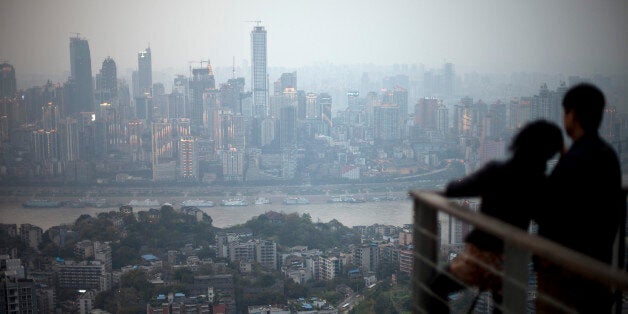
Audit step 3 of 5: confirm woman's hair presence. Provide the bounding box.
[509,119,563,162]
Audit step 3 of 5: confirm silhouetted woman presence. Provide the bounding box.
[428,119,564,313]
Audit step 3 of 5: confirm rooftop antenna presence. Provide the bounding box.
[245,20,263,27]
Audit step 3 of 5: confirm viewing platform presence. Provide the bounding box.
[409,190,628,313]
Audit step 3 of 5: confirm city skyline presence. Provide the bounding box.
[1,0,627,86]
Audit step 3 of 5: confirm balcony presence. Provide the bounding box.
[410,190,628,313]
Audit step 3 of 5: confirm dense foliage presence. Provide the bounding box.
[232,212,360,250]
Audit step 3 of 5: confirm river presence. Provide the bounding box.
[0,199,414,231]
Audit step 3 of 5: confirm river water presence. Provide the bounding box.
[0,199,414,231]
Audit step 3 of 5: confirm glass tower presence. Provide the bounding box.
[251,25,267,118]
[69,36,94,114]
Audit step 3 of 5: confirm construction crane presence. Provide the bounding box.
[187,60,211,77]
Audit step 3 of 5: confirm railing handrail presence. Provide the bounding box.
[409,190,628,290]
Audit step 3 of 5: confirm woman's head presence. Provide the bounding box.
[509,120,564,162]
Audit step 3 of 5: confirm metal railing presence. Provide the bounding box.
[410,190,628,314]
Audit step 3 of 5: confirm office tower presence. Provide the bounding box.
[179,136,198,181]
[215,110,234,151]
[42,102,60,130]
[251,25,268,118]
[172,75,189,118]
[296,90,306,120]
[58,117,80,162]
[437,103,449,137]
[453,96,474,137]
[487,101,507,139]
[189,64,216,129]
[97,57,117,104]
[0,63,16,99]
[305,92,319,120]
[281,71,297,89]
[393,86,408,139]
[443,63,455,96]
[415,97,439,130]
[77,112,97,161]
[231,114,246,151]
[69,35,94,114]
[137,47,152,96]
[509,98,532,130]
[220,77,245,114]
[260,117,276,147]
[279,105,297,148]
[347,90,361,111]
[274,71,297,95]
[319,93,332,136]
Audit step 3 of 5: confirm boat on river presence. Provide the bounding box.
[181,199,215,208]
[283,197,309,205]
[221,199,249,206]
[253,197,271,205]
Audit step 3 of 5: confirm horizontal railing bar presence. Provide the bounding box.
[409,190,628,290]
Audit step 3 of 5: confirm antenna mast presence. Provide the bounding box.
[232,56,236,79]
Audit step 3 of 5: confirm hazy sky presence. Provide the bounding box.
[1,0,627,84]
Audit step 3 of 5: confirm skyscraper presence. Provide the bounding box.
[189,64,216,129]
[97,57,117,104]
[0,63,16,99]
[69,36,95,114]
[251,25,268,118]
[137,47,152,96]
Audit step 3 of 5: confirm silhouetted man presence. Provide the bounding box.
[535,83,623,313]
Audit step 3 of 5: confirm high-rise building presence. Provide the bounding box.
[251,25,268,118]
[347,90,361,111]
[172,75,189,118]
[305,92,319,120]
[279,105,297,148]
[137,47,152,96]
[256,240,277,270]
[415,98,439,130]
[0,63,16,99]
[69,36,94,114]
[189,64,216,129]
[0,276,38,313]
[373,104,400,141]
[221,148,244,182]
[151,120,173,167]
[443,62,455,96]
[58,117,80,162]
[179,136,198,181]
[319,93,332,136]
[97,57,117,104]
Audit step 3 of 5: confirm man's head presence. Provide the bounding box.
[562,83,605,138]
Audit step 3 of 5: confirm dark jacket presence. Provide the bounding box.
[535,133,623,264]
[445,157,547,252]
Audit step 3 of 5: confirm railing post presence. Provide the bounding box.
[413,195,438,313]
[502,241,530,314]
